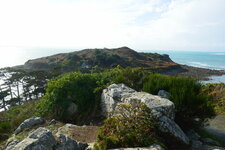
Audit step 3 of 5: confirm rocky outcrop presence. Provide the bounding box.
[109,144,165,150]
[187,129,225,150]
[56,134,88,150]
[101,84,189,145]
[7,127,56,150]
[6,127,88,150]
[14,117,45,135]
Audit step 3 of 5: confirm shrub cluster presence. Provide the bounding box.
[143,74,215,129]
[94,100,162,150]
[36,67,148,123]
[202,83,225,114]
[35,68,214,129]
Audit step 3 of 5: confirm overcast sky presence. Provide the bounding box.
[0,0,225,51]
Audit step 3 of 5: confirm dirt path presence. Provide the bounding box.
[204,115,225,141]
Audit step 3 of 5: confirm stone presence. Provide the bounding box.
[190,140,203,150]
[6,140,20,150]
[158,90,169,99]
[202,144,225,150]
[101,84,189,145]
[101,83,136,117]
[48,119,57,126]
[187,130,201,140]
[109,144,165,150]
[101,84,175,119]
[157,115,190,145]
[14,117,45,134]
[7,127,57,150]
[55,134,88,150]
[202,138,220,146]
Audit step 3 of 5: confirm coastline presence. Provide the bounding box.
[164,64,225,81]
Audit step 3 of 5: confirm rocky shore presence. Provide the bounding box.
[164,65,225,81]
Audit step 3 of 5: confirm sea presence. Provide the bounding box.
[150,50,225,83]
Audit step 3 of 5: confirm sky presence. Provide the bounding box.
[0,0,225,67]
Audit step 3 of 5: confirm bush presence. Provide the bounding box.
[143,74,215,129]
[94,100,162,150]
[112,67,149,90]
[202,83,225,114]
[36,72,100,122]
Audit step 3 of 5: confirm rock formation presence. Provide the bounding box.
[101,84,189,145]
[14,117,45,135]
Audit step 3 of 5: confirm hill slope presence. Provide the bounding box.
[17,47,179,73]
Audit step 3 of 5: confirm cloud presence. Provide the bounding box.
[0,0,225,51]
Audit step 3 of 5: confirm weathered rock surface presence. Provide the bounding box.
[7,127,56,150]
[6,127,89,150]
[101,84,175,119]
[48,119,57,126]
[101,84,189,145]
[55,134,88,150]
[202,145,225,150]
[202,138,220,146]
[109,144,165,150]
[187,130,201,141]
[15,117,45,134]
[187,129,225,150]
[157,90,169,99]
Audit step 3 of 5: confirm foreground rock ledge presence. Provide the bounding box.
[109,144,165,150]
[101,83,189,145]
[6,127,88,150]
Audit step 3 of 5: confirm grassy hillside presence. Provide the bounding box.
[18,47,179,73]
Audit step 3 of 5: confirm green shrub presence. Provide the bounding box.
[143,74,214,129]
[112,67,149,90]
[94,100,162,150]
[36,72,100,122]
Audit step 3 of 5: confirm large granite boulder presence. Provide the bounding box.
[101,84,189,145]
[7,127,56,150]
[15,117,45,134]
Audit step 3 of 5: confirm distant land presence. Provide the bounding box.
[13,47,225,80]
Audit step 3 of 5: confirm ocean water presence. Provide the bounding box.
[149,51,225,70]
[150,50,225,83]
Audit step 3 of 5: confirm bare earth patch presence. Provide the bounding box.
[57,124,99,143]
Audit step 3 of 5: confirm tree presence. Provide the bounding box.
[0,86,9,111]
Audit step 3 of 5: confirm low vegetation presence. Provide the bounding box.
[0,67,217,147]
[202,83,225,114]
[94,100,162,150]
[0,100,38,142]
[143,74,215,130]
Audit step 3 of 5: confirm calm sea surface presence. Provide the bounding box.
[150,50,225,83]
